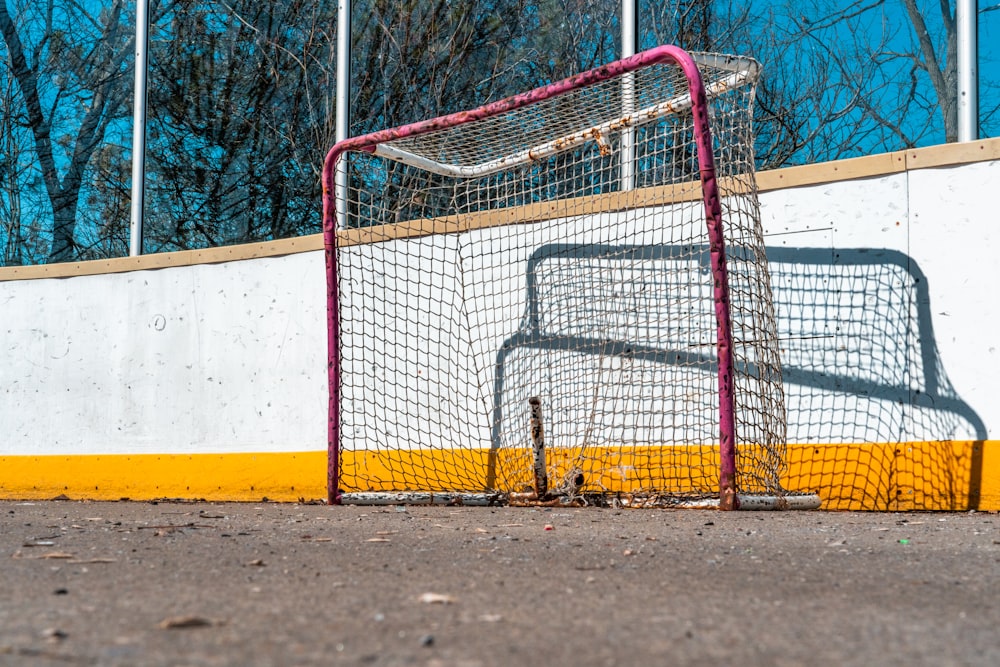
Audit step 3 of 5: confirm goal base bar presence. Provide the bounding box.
[338,492,506,506]
[736,493,822,510]
[657,493,822,510]
[335,491,821,510]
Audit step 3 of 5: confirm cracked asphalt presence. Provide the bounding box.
[1,500,998,666]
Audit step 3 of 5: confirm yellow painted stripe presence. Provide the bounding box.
[340,445,721,495]
[786,440,1000,511]
[0,452,327,502]
[2,441,999,510]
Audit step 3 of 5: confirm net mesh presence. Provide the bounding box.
[331,52,787,502]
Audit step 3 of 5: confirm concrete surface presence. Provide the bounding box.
[1,501,998,666]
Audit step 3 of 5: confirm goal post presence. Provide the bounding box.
[322,45,819,510]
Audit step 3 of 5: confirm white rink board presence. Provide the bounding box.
[1,156,997,457]
[761,165,993,443]
[1,254,327,455]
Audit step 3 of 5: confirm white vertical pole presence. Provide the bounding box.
[129,0,150,256]
[957,0,978,142]
[620,0,637,191]
[335,0,351,229]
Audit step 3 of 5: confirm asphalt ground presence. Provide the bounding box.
[1,500,998,666]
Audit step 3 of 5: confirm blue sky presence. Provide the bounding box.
[818,1,999,142]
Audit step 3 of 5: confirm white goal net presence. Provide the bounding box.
[322,46,818,510]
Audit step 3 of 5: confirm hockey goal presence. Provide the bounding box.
[322,45,819,510]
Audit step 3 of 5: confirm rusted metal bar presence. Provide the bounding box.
[529,397,548,499]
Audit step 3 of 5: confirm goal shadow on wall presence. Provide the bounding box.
[492,243,986,511]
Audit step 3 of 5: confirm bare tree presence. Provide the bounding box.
[139,0,339,251]
[900,0,956,142]
[2,0,996,265]
[349,0,535,133]
[0,61,27,264]
[0,0,132,262]
[767,0,998,155]
[640,0,998,164]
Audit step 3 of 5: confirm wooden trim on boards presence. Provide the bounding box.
[2,440,999,510]
[335,180,705,248]
[1,137,998,282]
[755,151,906,191]
[0,235,324,282]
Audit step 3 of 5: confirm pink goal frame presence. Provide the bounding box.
[321,45,739,509]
